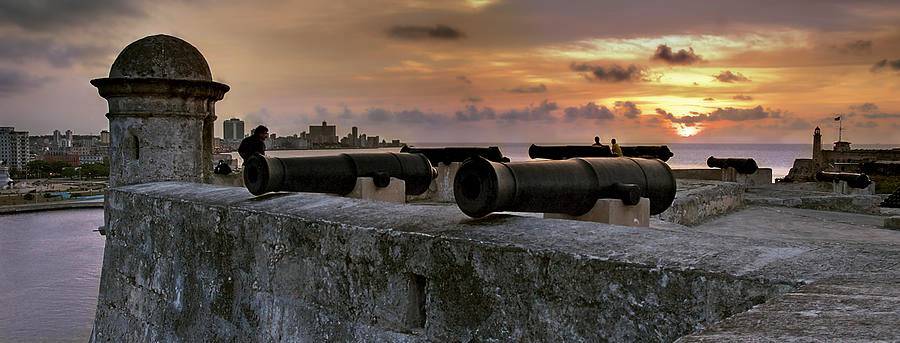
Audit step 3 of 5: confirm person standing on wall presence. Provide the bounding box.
[611,138,623,157]
[238,125,269,162]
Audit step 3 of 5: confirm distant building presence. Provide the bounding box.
[223,118,245,142]
[65,129,73,148]
[53,129,62,148]
[785,127,900,181]
[100,130,110,144]
[0,127,31,170]
[308,121,337,145]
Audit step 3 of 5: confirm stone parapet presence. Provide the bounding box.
[657,180,745,226]
[92,182,806,342]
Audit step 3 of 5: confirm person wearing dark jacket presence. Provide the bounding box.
[238,125,269,161]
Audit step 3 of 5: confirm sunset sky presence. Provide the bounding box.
[1,0,899,144]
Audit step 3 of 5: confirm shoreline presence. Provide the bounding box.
[0,200,103,215]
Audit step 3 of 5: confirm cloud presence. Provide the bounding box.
[713,70,751,83]
[461,95,483,103]
[395,109,447,125]
[0,0,144,31]
[570,63,650,82]
[870,59,900,72]
[498,100,558,122]
[849,102,878,112]
[614,101,641,119]
[651,44,703,65]
[388,24,464,40]
[703,97,715,101]
[455,105,496,121]
[456,75,472,84]
[733,94,753,101]
[564,102,614,121]
[856,121,879,128]
[243,108,273,127]
[863,113,900,119]
[505,83,547,93]
[0,68,49,96]
[0,36,110,68]
[837,40,872,54]
[657,105,780,126]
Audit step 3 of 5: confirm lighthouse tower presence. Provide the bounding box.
[812,126,822,168]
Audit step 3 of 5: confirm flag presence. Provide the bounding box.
[834,116,841,121]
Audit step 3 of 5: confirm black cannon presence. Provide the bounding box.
[453,157,677,218]
[243,153,436,196]
[400,145,509,165]
[528,144,674,161]
[528,144,614,160]
[815,171,872,189]
[706,156,759,174]
[620,146,674,161]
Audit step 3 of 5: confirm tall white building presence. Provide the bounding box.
[0,127,31,169]
[65,129,73,148]
[53,129,62,148]
[223,118,245,142]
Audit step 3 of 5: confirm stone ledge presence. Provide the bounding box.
[657,180,745,226]
[92,182,816,342]
[92,181,900,342]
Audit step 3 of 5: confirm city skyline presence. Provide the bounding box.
[0,1,899,144]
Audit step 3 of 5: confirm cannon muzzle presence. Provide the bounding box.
[815,171,872,189]
[706,156,759,174]
[400,145,509,165]
[243,153,436,196]
[529,144,674,161]
[453,157,677,218]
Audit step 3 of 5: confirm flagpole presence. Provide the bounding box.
[838,115,842,142]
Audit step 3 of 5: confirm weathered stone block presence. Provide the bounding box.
[347,177,406,203]
[545,198,650,227]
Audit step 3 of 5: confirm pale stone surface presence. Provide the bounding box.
[746,186,882,214]
[545,198,650,227]
[672,168,772,186]
[347,177,406,203]
[657,180,745,226]
[408,162,459,203]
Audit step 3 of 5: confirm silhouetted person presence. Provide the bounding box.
[238,125,269,162]
[592,136,603,147]
[611,138,623,157]
[213,160,232,175]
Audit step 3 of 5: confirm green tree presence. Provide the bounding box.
[47,161,72,176]
[25,160,51,178]
[61,167,78,179]
[81,162,110,179]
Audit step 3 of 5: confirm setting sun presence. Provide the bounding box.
[674,124,702,137]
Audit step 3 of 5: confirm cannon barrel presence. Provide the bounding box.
[453,157,677,218]
[400,145,509,165]
[620,146,674,161]
[528,144,614,159]
[528,144,674,161]
[243,153,436,196]
[815,171,872,189]
[706,156,759,174]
